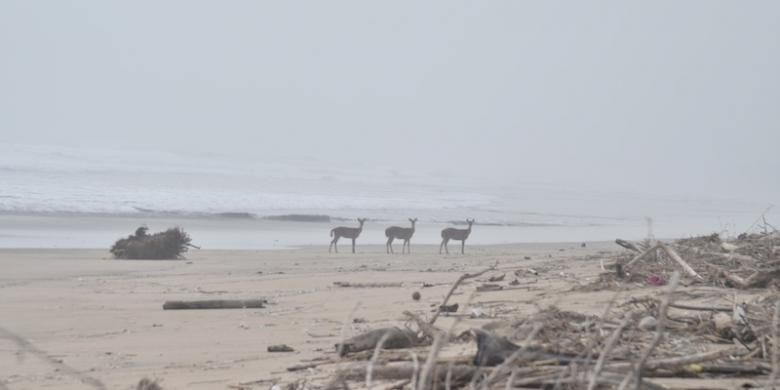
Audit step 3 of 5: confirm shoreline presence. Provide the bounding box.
[0,213,717,250]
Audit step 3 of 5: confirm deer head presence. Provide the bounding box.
[466,219,475,229]
[357,218,367,227]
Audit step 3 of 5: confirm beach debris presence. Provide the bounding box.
[475,283,503,292]
[487,273,505,282]
[335,327,417,357]
[267,344,295,353]
[333,281,403,288]
[286,363,318,372]
[645,275,666,286]
[161,299,266,310]
[429,263,497,326]
[110,226,197,260]
[592,229,780,291]
[471,328,522,366]
[437,303,459,313]
[638,316,657,331]
[136,378,163,390]
[412,291,421,301]
[515,268,538,276]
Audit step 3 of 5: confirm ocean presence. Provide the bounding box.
[0,143,770,249]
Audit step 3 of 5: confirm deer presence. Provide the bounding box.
[329,218,367,254]
[385,218,418,254]
[439,219,474,255]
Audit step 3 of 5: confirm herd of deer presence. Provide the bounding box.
[328,218,475,254]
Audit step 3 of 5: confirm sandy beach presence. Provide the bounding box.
[0,241,634,390]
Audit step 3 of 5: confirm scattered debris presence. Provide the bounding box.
[591,231,780,291]
[136,378,163,390]
[476,284,503,292]
[267,344,295,353]
[412,291,421,301]
[162,299,267,310]
[333,281,404,288]
[335,327,418,357]
[487,273,505,282]
[438,303,459,313]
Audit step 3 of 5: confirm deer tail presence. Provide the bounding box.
[330,229,335,237]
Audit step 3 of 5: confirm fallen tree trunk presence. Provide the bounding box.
[660,243,704,280]
[162,299,267,310]
[616,239,643,253]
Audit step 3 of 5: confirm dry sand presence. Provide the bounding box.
[0,243,745,389]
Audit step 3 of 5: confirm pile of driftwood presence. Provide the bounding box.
[590,231,780,290]
[110,226,196,260]
[264,267,780,390]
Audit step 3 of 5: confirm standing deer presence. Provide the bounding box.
[329,218,367,254]
[385,218,418,254]
[440,219,474,255]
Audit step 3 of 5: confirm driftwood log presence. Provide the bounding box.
[162,299,267,310]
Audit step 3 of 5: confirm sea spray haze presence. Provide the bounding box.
[0,143,770,249]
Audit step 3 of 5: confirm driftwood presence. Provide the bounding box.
[487,274,505,282]
[659,243,703,280]
[616,239,643,253]
[623,244,660,269]
[162,299,267,310]
[334,282,404,288]
[336,327,418,357]
[136,378,163,390]
[402,311,445,340]
[476,284,503,292]
[438,303,459,313]
[336,362,479,384]
[430,264,497,326]
[268,344,295,352]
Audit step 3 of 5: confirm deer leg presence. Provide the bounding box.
[440,238,449,255]
[329,237,337,253]
[404,240,409,254]
[386,237,394,254]
[439,239,445,254]
[461,240,465,254]
[351,238,356,254]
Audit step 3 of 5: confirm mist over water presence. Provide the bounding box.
[0,143,771,249]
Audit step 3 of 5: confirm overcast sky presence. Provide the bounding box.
[1,1,778,203]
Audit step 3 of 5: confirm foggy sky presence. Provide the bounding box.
[1,1,778,203]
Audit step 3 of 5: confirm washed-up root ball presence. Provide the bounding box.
[110,226,195,260]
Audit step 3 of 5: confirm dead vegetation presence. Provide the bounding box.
[277,268,778,390]
[249,224,780,390]
[110,226,196,260]
[589,229,780,291]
